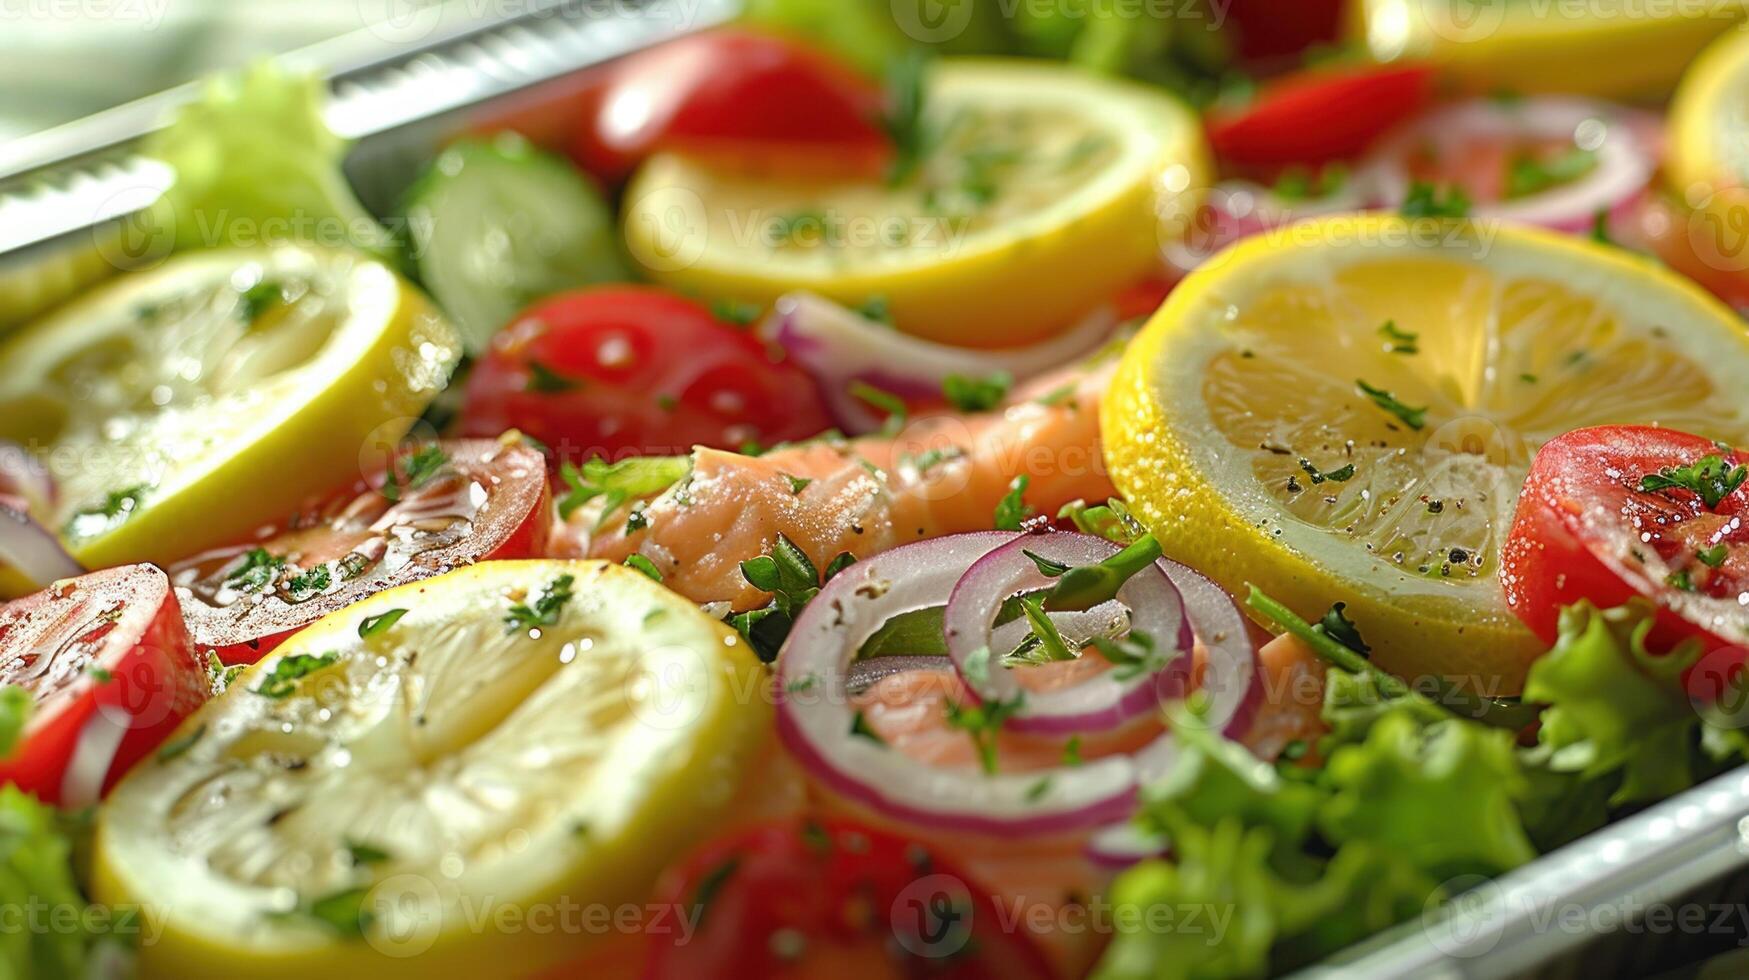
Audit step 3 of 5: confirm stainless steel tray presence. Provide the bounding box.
[2,3,1746,976]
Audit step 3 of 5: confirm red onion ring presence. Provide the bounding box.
[777,532,1178,835]
[1163,177,1371,277]
[944,532,1194,735]
[1361,97,1661,234]
[762,292,1118,435]
[1158,556,1263,741]
[0,498,81,590]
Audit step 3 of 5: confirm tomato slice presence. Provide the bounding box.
[0,564,204,805]
[1207,63,1435,167]
[459,287,833,461]
[168,438,550,664]
[570,27,890,183]
[1503,425,1749,664]
[644,818,1054,980]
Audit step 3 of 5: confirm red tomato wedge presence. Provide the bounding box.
[1207,63,1435,167]
[459,287,833,461]
[1503,426,1749,672]
[168,438,550,664]
[570,27,890,183]
[0,564,204,806]
[644,818,1055,980]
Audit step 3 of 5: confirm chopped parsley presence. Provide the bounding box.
[1505,147,1596,200]
[557,455,689,525]
[994,475,1033,530]
[1023,550,1072,577]
[1090,630,1168,681]
[1399,181,1471,219]
[1062,735,1083,767]
[357,608,407,639]
[944,693,1026,774]
[1590,208,1615,247]
[155,722,205,761]
[64,483,150,541]
[1639,454,1747,509]
[1377,320,1419,355]
[254,652,340,700]
[226,548,286,594]
[1035,382,1078,407]
[856,295,895,325]
[1025,777,1053,802]
[824,552,858,581]
[710,298,762,327]
[524,361,580,393]
[782,473,813,495]
[942,371,1013,413]
[238,279,284,322]
[624,554,663,582]
[1698,544,1729,569]
[850,710,886,744]
[739,534,823,618]
[1272,164,1347,201]
[1009,594,1077,664]
[1667,568,1697,592]
[344,840,391,866]
[286,563,332,597]
[848,381,907,436]
[86,667,112,683]
[503,574,576,634]
[382,445,449,502]
[1356,379,1428,430]
[882,49,930,186]
[1318,602,1371,656]
[1298,458,1356,485]
[302,887,373,936]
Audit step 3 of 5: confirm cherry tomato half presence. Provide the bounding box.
[1207,63,1435,167]
[168,438,550,664]
[460,287,834,461]
[644,818,1055,980]
[570,27,890,183]
[0,564,205,805]
[1503,425,1749,680]
[1633,191,1749,315]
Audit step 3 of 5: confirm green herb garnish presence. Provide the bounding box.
[1638,454,1747,509]
[945,693,1026,775]
[942,371,1013,412]
[226,548,286,594]
[1399,181,1471,219]
[848,381,907,436]
[994,475,1033,531]
[503,574,576,634]
[1356,379,1428,430]
[254,652,340,700]
[1377,320,1419,355]
[356,608,407,639]
[624,554,663,582]
[525,361,580,393]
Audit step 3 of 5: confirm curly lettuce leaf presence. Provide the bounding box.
[143,63,391,258]
[1320,710,1536,879]
[1522,600,1704,806]
[1099,813,1438,980]
[0,786,100,977]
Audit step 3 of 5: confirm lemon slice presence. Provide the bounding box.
[94,560,771,979]
[0,247,458,596]
[1104,215,1749,692]
[1670,26,1749,273]
[1350,0,1748,99]
[622,58,1208,349]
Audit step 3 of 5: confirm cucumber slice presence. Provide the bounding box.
[404,134,628,352]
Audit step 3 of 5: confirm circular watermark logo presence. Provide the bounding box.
[891,0,976,43]
[890,872,976,960]
[1422,0,1509,43]
[1424,874,1508,958]
[92,185,173,273]
[624,184,709,274]
[357,0,444,45]
[363,873,445,958]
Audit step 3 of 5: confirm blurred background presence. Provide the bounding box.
[0,0,480,139]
